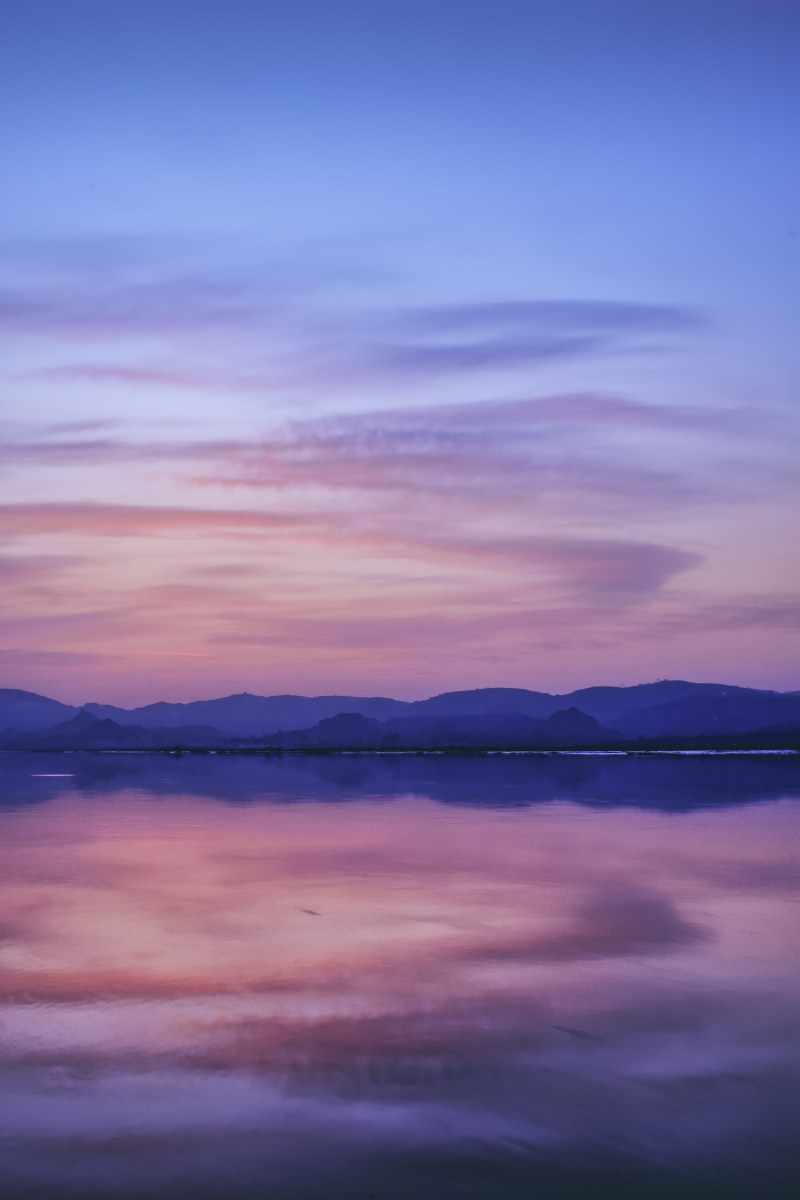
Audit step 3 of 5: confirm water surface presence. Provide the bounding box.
[1,752,798,1198]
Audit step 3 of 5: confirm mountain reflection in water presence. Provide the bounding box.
[0,752,798,1198]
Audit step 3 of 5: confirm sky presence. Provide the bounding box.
[1,0,798,705]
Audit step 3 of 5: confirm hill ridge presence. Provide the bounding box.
[1,680,799,748]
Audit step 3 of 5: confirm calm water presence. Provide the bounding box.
[1,752,799,1199]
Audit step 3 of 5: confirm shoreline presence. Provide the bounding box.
[3,746,798,758]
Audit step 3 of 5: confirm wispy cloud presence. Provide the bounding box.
[32,364,238,391]
[369,333,603,373]
[0,437,239,469]
[0,245,291,338]
[0,392,731,469]
[0,647,104,668]
[2,240,704,390]
[0,503,307,538]
[184,393,742,514]
[0,552,83,582]
[393,299,704,336]
[367,299,703,375]
[2,393,752,522]
[0,502,699,601]
[647,596,800,636]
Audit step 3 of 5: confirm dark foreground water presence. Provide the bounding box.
[1,751,798,1199]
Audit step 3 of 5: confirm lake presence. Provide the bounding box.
[1,751,798,1198]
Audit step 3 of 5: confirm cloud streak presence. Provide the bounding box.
[182,393,735,514]
[368,299,704,375]
[393,299,705,336]
[0,502,699,600]
[0,392,741,484]
[1,242,704,391]
[0,503,306,538]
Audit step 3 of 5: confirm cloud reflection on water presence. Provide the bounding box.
[0,754,798,1197]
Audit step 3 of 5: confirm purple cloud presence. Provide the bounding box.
[0,553,84,582]
[0,240,705,385]
[0,502,310,538]
[390,299,704,336]
[2,393,743,513]
[181,393,735,512]
[369,335,602,373]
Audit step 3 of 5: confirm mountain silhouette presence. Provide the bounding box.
[4,708,230,750]
[1,680,798,750]
[0,688,80,731]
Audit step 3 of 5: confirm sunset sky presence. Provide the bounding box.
[1,0,798,705]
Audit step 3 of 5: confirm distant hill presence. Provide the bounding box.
[1,680,798,750]
[264,706,616,749]
[405,688,557,719]
[82,692,407,735]
[0,688,78,732]
[565,681,789,725]
[2,710,230,751]
[614,692,800,738]
[75,680,796,736]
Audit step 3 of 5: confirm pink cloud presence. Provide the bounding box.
[0,502,307,538]
[0,552,83,581]
[178,394,752,516]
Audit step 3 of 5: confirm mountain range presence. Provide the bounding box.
[1,681,799,750]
